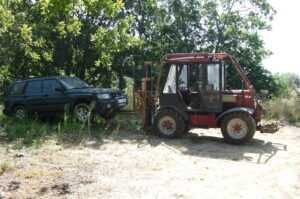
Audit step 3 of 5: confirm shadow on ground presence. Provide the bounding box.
[110,130,288,164]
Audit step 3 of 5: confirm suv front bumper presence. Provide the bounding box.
[94,96,128,118]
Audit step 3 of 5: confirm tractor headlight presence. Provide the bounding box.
[97,93,111,99]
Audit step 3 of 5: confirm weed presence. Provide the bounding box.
[0,111,142,147]
[264,94,300,124]
[0,161,14,176]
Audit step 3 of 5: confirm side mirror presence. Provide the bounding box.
[55,87,65,92]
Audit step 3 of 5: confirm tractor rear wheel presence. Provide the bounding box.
[221,113,256,145]
[154,109,186,138]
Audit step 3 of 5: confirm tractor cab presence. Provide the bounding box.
[139,53,277,144]
[160,56,223,114]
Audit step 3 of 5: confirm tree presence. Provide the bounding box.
[0,0,282,96]
[121,0,279,94]
[0,0,139,88]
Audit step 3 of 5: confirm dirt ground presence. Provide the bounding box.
[0,125,299,199]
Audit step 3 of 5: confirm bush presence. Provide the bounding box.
[264,94,300,124]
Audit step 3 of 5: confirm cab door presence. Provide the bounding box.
[188,63,222,113]
[202,63,222,112]
[159,64,187,112]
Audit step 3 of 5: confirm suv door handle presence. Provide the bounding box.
[43,94,49,97]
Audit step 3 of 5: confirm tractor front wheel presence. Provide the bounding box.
[154,109,186,138]
[221,113,256,145]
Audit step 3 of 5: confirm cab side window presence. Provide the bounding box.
[225,60,243,89]
[25,81,42,95]
[43,80,62,94]
[10,82,25,96]
[189,64,204,92]
[207,63,220,91]
[178,64,188,90]
[163,64,177,94]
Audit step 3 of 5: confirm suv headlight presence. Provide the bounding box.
[97,93,111,99]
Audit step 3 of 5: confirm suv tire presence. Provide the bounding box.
[73,103,92,123]
[13,105,27,120]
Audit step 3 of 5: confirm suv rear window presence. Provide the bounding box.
[25,81,42,95]
[10,82,25,96]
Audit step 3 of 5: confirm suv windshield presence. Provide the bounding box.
[60,77,91,89]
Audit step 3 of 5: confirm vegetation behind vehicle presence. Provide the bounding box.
[0,0,286,97]
[263,73,300,125]
[0,0,299,142]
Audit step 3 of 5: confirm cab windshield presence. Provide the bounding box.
[61,77,91,89]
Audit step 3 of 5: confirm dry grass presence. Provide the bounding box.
[0,127,299,199]
[264,94,300,124]
[0,161,14,176]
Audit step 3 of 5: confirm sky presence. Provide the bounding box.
[262,0,300,75]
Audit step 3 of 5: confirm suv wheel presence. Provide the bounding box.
[154,109,186,138]
[74,103,91,123]
[14,106,27,120]
[221,113,256,145]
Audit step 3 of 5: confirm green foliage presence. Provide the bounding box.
[268,73,300,97]
[272,74,291,97]
[0,0,140,88]
[0,112,141,148]
[263,73,300,124]
[121,0,279,94]
[0,0,286,95]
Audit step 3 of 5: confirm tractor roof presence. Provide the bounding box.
[164,53,230,63]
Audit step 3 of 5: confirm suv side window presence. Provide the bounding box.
[10,82,25,96]
[43,80,62,94]
[25,81,42,95]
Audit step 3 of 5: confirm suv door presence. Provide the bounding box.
[42,79,68,112]
[24,80,45,112]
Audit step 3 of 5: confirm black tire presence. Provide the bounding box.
[221,112,256,145]
[13,105,27,120]
[73,103,92,123]
[154,109,186,138]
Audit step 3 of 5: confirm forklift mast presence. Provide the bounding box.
[138,62,155,129]
[143,62,152,128]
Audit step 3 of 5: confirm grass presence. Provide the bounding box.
[0,112,142,148]
[0,161,14,176]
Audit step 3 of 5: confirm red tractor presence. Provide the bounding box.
[138,53,278,144]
